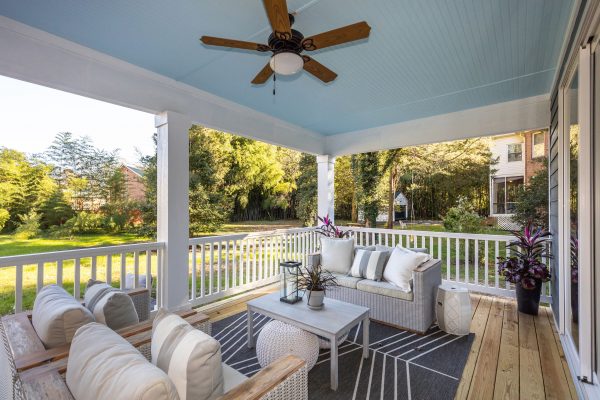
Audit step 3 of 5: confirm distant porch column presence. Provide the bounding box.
[317,155,335,224]
[155,111,192,311]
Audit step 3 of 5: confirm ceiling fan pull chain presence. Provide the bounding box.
[273,72,277,96]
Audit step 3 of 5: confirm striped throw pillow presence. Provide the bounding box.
[152,309,224,400]
[84,280,139,330]
[349,249,387,281]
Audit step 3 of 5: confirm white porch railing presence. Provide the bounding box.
[0,226,551,315]
[344,226,551,302]
[0,242,164,313]
[188,227,319,307]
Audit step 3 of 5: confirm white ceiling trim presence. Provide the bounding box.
[0,16,325,154]
[324,94,550,156]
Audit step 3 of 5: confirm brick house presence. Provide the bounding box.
[120,164,146,202]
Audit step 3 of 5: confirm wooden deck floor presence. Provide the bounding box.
[198,287,577,400]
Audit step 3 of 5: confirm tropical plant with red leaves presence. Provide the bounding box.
[497,222,552,290]
[315,214,352,238]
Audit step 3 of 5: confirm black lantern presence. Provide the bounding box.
[280,261,302,304]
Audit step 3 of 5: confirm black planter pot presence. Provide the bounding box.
[516,281,542,315]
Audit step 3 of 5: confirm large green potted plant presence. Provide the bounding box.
[497,222,551,315]
[297,264,338,310]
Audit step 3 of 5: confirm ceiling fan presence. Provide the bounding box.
[200,0,371,84]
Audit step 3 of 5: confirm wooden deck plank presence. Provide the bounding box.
[493,299,519,400]
[467,297,505,400]
[455,295,493,399]
[534,306,573,399]
[544,307,577,399]
[519,312,545,400]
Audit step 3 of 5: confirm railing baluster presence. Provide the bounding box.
[455,238,460,282]
[57,260,63,287]
[106,255,111,285]
[156,248,162,309]
[429,236,433,256]
[494,241,500,288]
[217,241,222,293]
[484,240,489,287]
[258,238,263,281]
[134,251,140,289]
[232,240,238,288]
[37,262,44,293]
[474,239,479,285]
[74,258,81,299]
[209,242,215,295]
[120,252,126,290]
[446,237,451,281]
[145,249,151,292]
[15,264,23,313]
[191,244,197,300]
[91,256,97,281]
[465,239,469,284]
[201,244,206,297]
[225,241,230,290]
[437,237,442,260]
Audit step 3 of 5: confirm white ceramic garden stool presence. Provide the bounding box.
[436,284,471,336]
[256,320,320,371]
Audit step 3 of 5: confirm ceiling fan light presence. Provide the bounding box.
[269,52,303,75]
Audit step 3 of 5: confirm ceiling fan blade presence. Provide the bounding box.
[251,63,274,84]
[263,0,292,40]
[303,56,337,83]
[302,21,371,51]
[200,36,270,52]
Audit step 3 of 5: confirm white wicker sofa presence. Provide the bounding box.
[308,251,441,334]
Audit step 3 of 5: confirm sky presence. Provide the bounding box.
[0,75,155,164]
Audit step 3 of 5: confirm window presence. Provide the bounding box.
[532,132,545,158]
[507,143,522,162]
[492,176,524,214]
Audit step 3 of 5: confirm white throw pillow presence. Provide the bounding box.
[382,248,431,292]
[84,280,139,330]
[66,322,179,400]
[152,309,224,400]
[320,237,354,274]
[349,250,387,281]
[32,285,94,348]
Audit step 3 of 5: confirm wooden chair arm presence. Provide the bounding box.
[218,355,306,400]
[11,309,209,372]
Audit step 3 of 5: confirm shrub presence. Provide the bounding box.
[0,209,9,232]
[68,212,106,234]
[14,211,41,239]
[443,196,483,233]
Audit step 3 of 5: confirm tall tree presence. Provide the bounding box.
[295,154,317,226]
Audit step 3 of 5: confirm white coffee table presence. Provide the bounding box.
[247,292,370,390]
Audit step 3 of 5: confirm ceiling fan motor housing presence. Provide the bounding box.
[268,29,304,55]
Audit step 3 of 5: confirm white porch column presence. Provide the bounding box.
[155,111,192,311]
[317,155,335,223]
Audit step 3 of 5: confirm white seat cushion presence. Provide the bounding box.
[320,237,354,274]
[152,309,224,400]
[66,322,179,400]
[382,248,431,292]
[356,279,414,301]
[84,280,139,330]
[331,273,363,289]
[32,285,94,348]
[222,363,247,393]
[349,250,387,281]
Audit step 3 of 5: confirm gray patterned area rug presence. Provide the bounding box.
[212,311,474,400]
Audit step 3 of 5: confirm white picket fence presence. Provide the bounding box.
[0,226,551,315]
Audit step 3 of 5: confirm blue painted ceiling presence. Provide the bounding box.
[0,0,574,135]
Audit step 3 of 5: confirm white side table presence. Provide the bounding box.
[436,284,471,336]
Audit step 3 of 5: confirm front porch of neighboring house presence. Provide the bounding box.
[1,0,600,398]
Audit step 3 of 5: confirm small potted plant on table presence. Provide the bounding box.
[298,264,338,310]
[497,222,551,315]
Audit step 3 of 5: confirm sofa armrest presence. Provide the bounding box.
[307,253,321,268]
[218,355,307,400]
[412,259,442,304]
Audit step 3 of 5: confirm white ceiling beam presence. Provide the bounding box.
[324,94,550,156]
[0,16,325,154]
